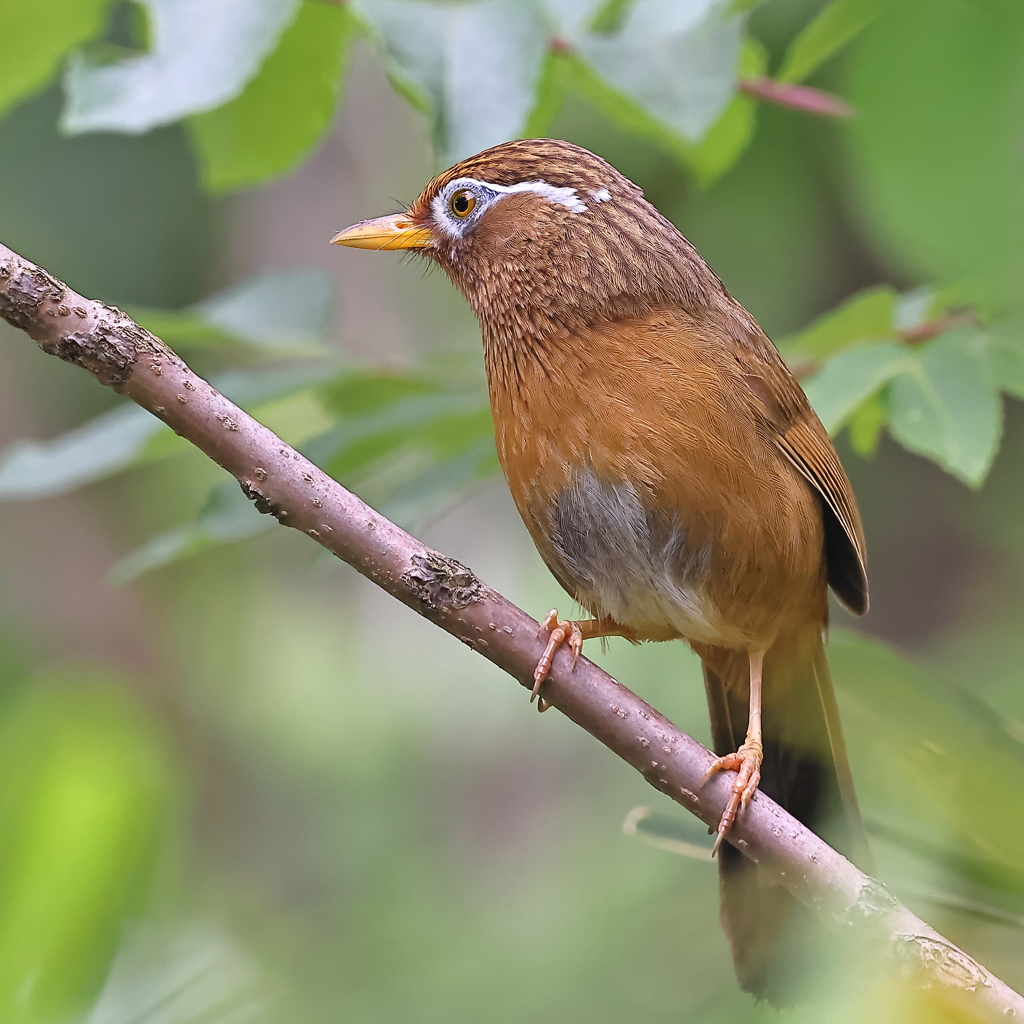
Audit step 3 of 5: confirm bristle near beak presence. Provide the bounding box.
[330,214,433,251]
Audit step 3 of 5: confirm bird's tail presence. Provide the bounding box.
[699,626,869,1004]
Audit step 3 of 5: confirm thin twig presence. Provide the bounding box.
[740,77,855,118]
[0,241,1020,1022]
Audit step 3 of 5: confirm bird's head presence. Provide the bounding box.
[332,139,724,344]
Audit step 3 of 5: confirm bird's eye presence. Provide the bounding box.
[448,190,476,218]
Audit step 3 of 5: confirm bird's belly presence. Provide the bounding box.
[538,467,743,646]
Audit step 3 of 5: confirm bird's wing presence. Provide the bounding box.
[740,339,869,615]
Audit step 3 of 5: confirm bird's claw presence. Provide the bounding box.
[702,740,763,855]
[531,610,584,712]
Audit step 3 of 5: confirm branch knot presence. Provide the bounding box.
[403,552,484,610]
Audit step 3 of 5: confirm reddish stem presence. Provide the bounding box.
[740,78,855,119]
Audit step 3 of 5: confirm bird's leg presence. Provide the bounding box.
[702,651,765,854]
[532,611,634,712]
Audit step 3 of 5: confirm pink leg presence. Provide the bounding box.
[532,610,634,712]
[702,650,765,854]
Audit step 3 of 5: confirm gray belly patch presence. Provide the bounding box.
[549,468,719,641]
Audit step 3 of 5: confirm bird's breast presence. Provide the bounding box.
[545,466,732,644]
[485,310,827,649]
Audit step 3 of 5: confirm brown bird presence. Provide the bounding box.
[331,139,869,1001]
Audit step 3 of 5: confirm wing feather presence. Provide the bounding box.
[737,335,869,615]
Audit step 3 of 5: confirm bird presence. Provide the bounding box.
[330,138,869,1001]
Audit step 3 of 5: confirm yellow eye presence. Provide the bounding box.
[448,189,476,218]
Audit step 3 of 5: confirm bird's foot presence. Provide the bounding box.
[702,740,763,855]
[531,609,584,713]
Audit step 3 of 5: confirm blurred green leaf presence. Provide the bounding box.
[846,0,1024,288]
[537,41,756,187]
[892,285,937,334]
[0,0,113,120]
[0,362,337,504]
[0,405,164,502]
[216,363,341,406]
[132,266,337,353]
[522,48,565,138]
[621,806,713,861]
[867,818,1024,922]
[309,381,492,485]
[62,0,301,134]
[193,267,336,354]
[833,631,1024,894]
[987,328,1024,402]
[781,284,897,359]
[777,0,888,84]
[573,0,744,143]
[683,34,765,187]
[887,327,1001,487]
[189,0,356,194]
[110,479,271,584]
[802,341,907,435]
[317,370,437,418]
[112,365,498,578]
[846,391,886,457]
[90,918,266,1024]
[356,0,550,164]
[587,0,638,35]
[126,307,240,350]
[380,432,499,527]
[0,673,172,1023]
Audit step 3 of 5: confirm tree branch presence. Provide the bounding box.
[0,241,1020,1021]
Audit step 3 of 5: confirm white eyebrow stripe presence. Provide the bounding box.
[459,177,588,214]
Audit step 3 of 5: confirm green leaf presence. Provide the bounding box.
[318,371,437,418]
[0,405,165,502]
[846,391,886,457]
[62,0,301,133]
[193,267,336,353]
[573,0,744,143]
[0,0,114,120]
[587,0,638,35]
[0,363,336,504]
[113,365,497,579]
[0,674,172,1022]
[0,263,339,504]
[780,285,897,360]
[887,327,1002,487]
[546,42,755,187]
[892,285,937,333]
[130,267,337,355]
[621,806,713,861]
[308,391,487,480]
[833,630,1024,888]
[777,0,889,84]
[802,341,908,435]
[987,327,1024,401]
[380,432,499,527]
[312,368,496,519]
[91,920,266,1024]
[356,0,551,164]
[126,307,239,350]
[522,48,565,138]
[682,34,765,187]
[189,0,356,194]
[110,480,271,584]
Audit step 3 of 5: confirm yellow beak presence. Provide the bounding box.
[329,213,433,251]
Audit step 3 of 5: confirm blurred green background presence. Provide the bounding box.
[2,0,1024,1021]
